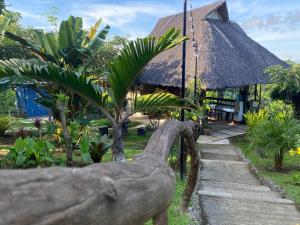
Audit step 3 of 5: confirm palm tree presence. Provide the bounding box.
[0,26,189,161]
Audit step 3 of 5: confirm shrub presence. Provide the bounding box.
[0,115,12,135]
[6,137,56,168]
[246,101,300,171]
[92,118,112,128]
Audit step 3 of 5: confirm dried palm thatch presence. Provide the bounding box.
[138,0,287,90]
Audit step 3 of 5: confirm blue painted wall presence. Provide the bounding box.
[16,85,49,118]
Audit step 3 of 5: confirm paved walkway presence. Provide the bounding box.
[195,143,300,225]
[197,123,246,145]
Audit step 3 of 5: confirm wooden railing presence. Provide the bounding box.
[0,120,200,225]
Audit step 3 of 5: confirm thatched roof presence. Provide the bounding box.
[138,0,287,90]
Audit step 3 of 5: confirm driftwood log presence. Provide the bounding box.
[0,120,200,225]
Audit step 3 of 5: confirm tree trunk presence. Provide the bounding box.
[0,120,200,225]
[57,102,73,166]
[292,94,300,118]
[111,124,126,162]
[274,150,284,171]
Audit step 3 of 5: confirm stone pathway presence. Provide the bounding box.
[195,144,300,225]
[197,124,246,145]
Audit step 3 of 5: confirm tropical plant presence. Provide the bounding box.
[68,120,112,163]
[0,28,190,161]
[246,101,300,171]
[265,63,300,116]
[6,137,56,168]
[3,16,110,70]
[34,118,42,138]
[2,15,111,121]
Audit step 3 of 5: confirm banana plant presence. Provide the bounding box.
[0,28,191,161]
[3,16,110,70]
[3,15,110,119]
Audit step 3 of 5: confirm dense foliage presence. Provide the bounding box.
[245,101,300,170]
[265,63,300,116]
[0,26,190,162]
[5,137,56,168]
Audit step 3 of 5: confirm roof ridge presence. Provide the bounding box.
[157,0,227,21]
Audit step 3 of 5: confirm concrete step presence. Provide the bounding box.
[199,196,300,225]
[198,189,287,204]
[210,132,232,139]
[201,152,241,161]
[200,144,238,151]
[200,180,272,193]
[209,139,231,145]
[200,159,260,185]
[201,145,241,161]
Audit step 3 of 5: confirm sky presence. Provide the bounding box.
[5,0,300,62]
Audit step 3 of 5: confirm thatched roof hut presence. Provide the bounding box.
[138,0,287,91]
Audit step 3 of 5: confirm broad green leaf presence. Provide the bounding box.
[14,137,24,152]
[81,152,92,164]
[58,19,74,50]
[79,135,90,153]
[16,155,26,167]
[41,156,54,164]
[34,31,59,60]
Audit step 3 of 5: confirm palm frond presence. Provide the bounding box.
[133,92,195,113]
[0,59,109,109]
[108,28,188,108]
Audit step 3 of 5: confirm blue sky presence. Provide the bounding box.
[6,0,300,62]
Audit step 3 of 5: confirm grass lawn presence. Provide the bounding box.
[231,136,300,206]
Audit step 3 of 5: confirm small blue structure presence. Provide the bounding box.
[16,85,49,118]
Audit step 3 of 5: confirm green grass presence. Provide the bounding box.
[231,136,300,206]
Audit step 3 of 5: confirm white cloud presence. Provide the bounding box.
[8,7,45,22]
[71,1,177,28]
[242,10,300,32]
